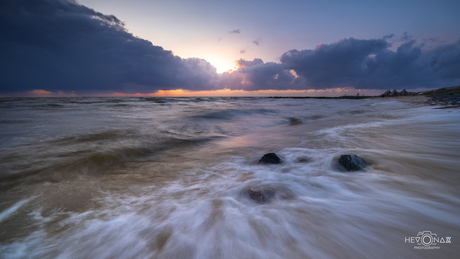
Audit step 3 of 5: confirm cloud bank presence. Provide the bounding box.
[0,0,459,95]
[280,38,437,89]
[0,0,219,94]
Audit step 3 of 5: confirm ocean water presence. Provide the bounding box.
[0,97,459,258]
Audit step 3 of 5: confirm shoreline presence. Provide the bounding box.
[1,95,458,108]
[369,95,429,104]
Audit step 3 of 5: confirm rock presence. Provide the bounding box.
[338,154,369,171]
[258,153,281,164]
[247,188,274,203]
[296,156,310,163]
[288,117,302,125]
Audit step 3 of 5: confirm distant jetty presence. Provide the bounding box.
[268,85,460,102]
[268,96,371,99]
[421,85,460,107]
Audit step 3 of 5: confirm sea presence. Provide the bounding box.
[0,97,459,258]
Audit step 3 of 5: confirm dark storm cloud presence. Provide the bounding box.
[221,59,295,91]
[237,61,295,90]
[427,39,460,80]
[224,37,459,91]
[0,0,218,94]
[229,29,240,34]
[279,37,460,89]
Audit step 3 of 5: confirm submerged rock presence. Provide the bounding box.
[258,153,281,164]
[296,156,310,163]
[338,155,369,171]
[246,188,275,203]
[288,117,302,125]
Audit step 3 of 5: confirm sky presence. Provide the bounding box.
[0,0,459,97]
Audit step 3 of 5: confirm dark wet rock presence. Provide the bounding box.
[288,117,302,125]
[258,153,281,164]
[427,90,460,106]
[247,188,274,203]
[338,155,369,171]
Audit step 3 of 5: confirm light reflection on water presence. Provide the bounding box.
[0,97,459,258]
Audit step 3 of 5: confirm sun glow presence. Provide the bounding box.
[207,58,236,73]
[175,46,238,74]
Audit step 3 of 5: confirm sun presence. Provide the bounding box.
[207,58,236,74]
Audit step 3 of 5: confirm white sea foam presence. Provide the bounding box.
[0,198,35,223]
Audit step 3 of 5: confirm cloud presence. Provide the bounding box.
[240,49,246,54]
[235,58,264,67]
[427,39,460,81]
[400,32,413,41]
[383,34,395,40]
[220,59,296,91]
[0,0,459,95]
[28,89,52,95]
[0,0,219,94]
[252,37,262,46]
[222,38,459,91]
[229,29,240,34]
[280,37,460,89]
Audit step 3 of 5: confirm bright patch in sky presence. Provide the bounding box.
[200,56,236,74]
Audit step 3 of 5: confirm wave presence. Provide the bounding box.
[0,131,212,191]
[142,97,168,103]
[285,114,327,125]
[5,144,457,259]
[0,119,29,124]
[192,108,277,120]
[1,98,460,258]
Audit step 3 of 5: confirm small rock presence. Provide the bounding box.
[338,154,369,171]
[258,153,281,164]
[288,117,302,125]
[296,157,310,163]
[247,188,274,203]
